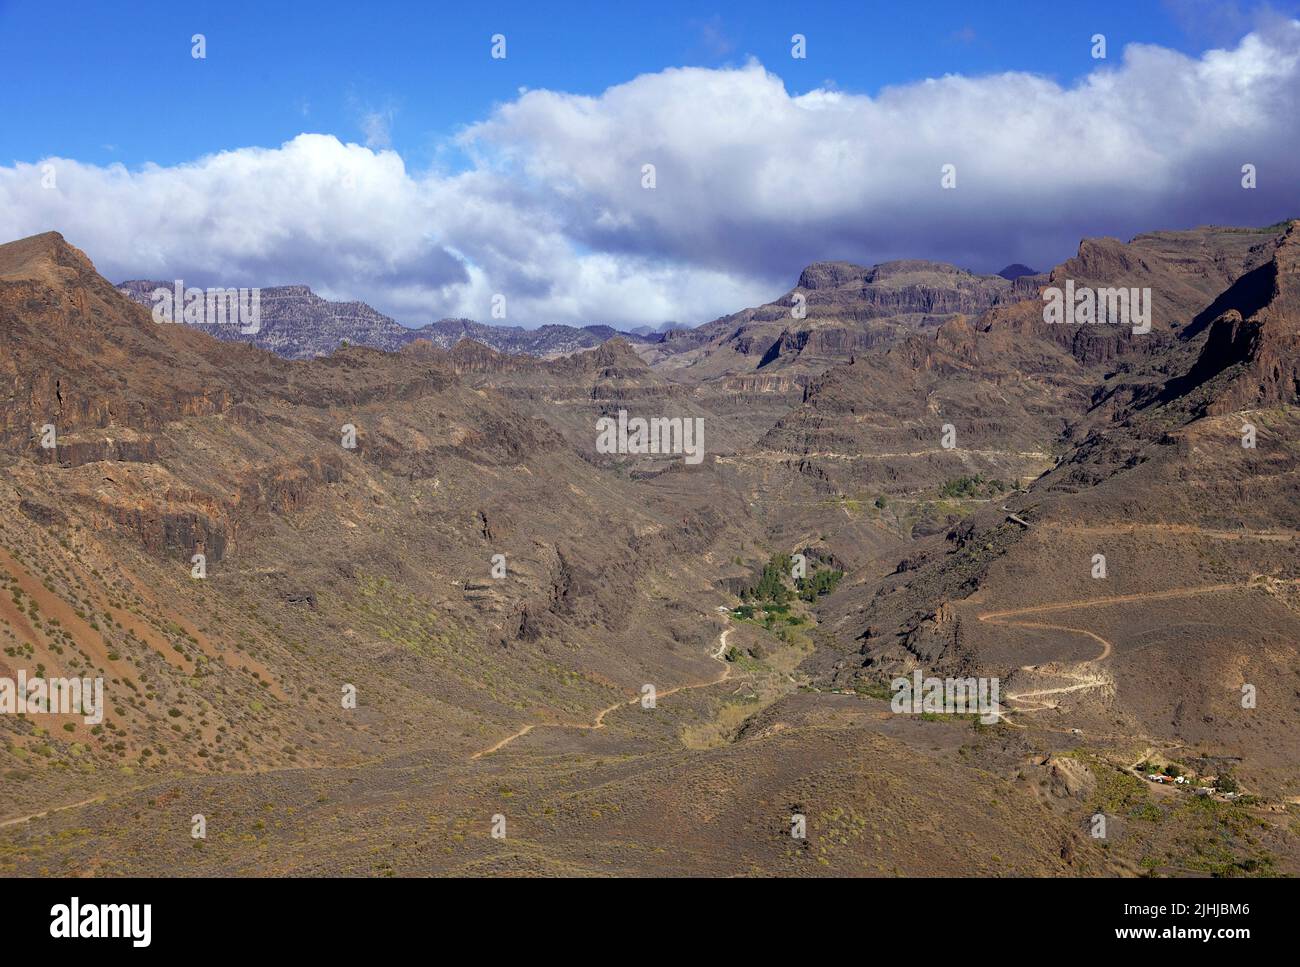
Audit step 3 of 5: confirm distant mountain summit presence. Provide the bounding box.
[413,317,654,357]
[996,263,1039,280]
[627,321,687,336]
[115,280,651,360]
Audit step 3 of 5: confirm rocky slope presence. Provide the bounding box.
[2,232,767,811]
[3,223,1298,878]
[806,223,1300,846]
[652,258,1017,378]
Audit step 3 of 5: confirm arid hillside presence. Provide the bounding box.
[2,225,1297,878]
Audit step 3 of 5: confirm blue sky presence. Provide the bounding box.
[0,0,1270,169]
[1,1,1297,328]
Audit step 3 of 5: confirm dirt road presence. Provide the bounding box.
[471,625,734,760]
[0,795,104,830]
[978,577,1298,720]
[1058,524,1299,542]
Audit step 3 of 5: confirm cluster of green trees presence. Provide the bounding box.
[797,568,843,602]
[938,474,1010,499]
[738,553,844,608]
[740,554,793,606]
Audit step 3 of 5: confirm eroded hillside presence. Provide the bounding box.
[2,225,1297,877]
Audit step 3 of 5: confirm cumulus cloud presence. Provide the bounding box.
[1,22,1297,328]
[463,21,1300,282]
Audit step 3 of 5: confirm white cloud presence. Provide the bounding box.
[1,22,1297,329]
[462,23,1300,281]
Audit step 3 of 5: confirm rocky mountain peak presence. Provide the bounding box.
[997,263,1038,281]
[795,261,873,290]
[0,230,98,284]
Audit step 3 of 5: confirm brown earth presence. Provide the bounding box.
[1,223,1298,877]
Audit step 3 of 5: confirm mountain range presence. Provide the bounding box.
[115,279,655,360]
[1,219,1297,877]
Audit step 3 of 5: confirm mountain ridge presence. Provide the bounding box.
[115,277,656,360]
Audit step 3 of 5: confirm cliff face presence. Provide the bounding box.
[965,223,1288,372]
[649,258,1025,435]
[755,330,1069,500]
[1168,223,1300,415]
[747,232,1295,501]
[840,260,1013,317]
[672,258,1013,355]
[756,324,895,368]
[781,258,1013,317]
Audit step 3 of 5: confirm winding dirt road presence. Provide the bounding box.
[3,626,740,827]
[978,577,1298,720]
[471,625,734,760]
